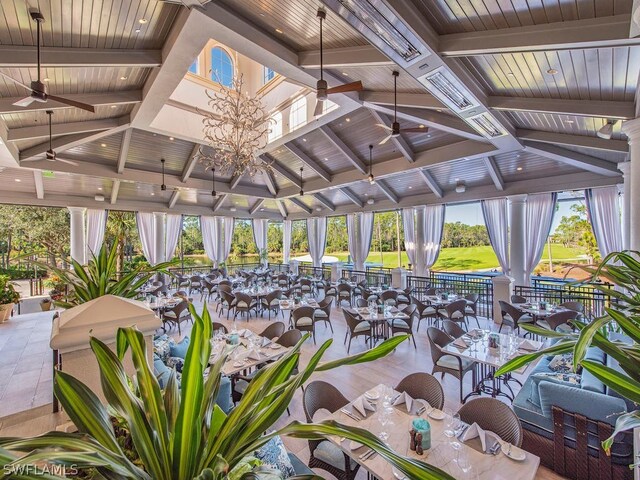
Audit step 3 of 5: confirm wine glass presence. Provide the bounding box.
[457,450,473,478]
[378,405,393,444]
[470,331,480,353]
[450,413,462,452]
[443,408,455,439]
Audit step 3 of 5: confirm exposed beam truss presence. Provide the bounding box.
[284,142,332,182]
[262,154,302,188]
[0,46,161,67]
[313,193,336,211]
[489,96,635,120]
[249,199,265,215]
[418,169,443,198]
[360,91,443,110]
[276,200,288,218]
[8,118,125,141]
[229,174,243,189]
[340,187,364,208]
[262,170,278,196]
[117,129,132,174]
[288,197,313,215]
[212,194,227,212]
[110,180,120,205]
[33,170,44,199]
[318,125,367,174]
[523,141,620,177]
[483,156,505,191]
[298,45,393,68]
[516,129,628,153]
[376,179,399,203]
[181,144,201,182]
[368,109,414,163]
[439,14,640,56]
[168,190,180,208]
[0,91,141,114]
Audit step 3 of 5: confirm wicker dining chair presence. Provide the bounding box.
[559,301,584,313]
[303,381,360,480]
[260,289,282,320]
[211,322,228,335]
[354,297,367,308]
[411,295,438,330]
[536,309,579,333]
[189,275,203,295]
[464,293,481,327]
[314,295,335,333]
[457,397,523,447]
[201,278,217,303]
[151,284,170,296]
[300,278,313,296]
[162,299,191,335]
[425,287,438,296]
[292,306,317,343]
[324,283,337,299]
[437,299,468,330]
[361,288,378,305]
[380,289,398,307]
[396,287,413,308]
[498,300,534,333]
[337,283,352,307]
[218,290,236,319]
[258,321,286,340]
[443,319,466,339]
[511,294,527,304]
[277,328,303,348]
[395,372,445,410]
[388,303,417,349]
[342,308,371,353]
[233,292,258,321]
[427,327,476,403]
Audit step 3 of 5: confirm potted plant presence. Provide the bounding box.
[259,248,269,268]
[0,305,454,479]
[0,274,19,322]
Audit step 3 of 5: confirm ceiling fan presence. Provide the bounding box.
[0,10,95,113]
[313,8,364,116]
[377,70,428,144]
[21,110,78,166]
[159,158,181,193]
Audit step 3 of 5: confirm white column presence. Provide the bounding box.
[153,212,166,265]
[622,118,640,251]
[414,207,426,277]
[68,207,86,265]
[391,268,407,289]
[492,275,514,325]
[619,162,631,250]
[508,195,527,286]
[331,262,343,282]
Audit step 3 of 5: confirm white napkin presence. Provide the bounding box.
[460,422,502,453]
[349,440,363,451]
[453,336,470,349]
[352,396,375,417]
[519,339,538,351]
[246,348,261,360]
[261,337,272,347]
[392,391,413,413]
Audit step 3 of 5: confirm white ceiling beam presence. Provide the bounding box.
[33,170,44,199]
[340,187,364,208]
[276,200,288,218]
[0,46,161,67]
[360,91,444,110]
[110,180,120,205]
[523,141,620,177]
[229,174,243,189]
[288,197,313,215]
[313,193,336,211]
[262,170,278,196]
[376,179,399,203]
[318,125,368,174]
[418,169,443,198]
[284,142,332,182]
[212,194,227,212]
[277,138,497,198]
[168,190,180,209]
[117,129,132,174]
[249,199,265,215]
[368,109,415,162]
[263,154,302,188]
[483,156,505,191]
[516,129,628,153]
[181,144,201,182]
[489,96,635,120]
[0,91,142,114]
[8,118,123,141]
[298,45,394,68]
[439,14,640,56]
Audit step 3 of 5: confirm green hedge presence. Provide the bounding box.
[0,267,47,280]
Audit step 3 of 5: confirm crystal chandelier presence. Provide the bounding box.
[198,73,273,178]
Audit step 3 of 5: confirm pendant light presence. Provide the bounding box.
[368,144,375,184]
[299,167,304,196]
[211,167,217,197]
[160,158,166,191]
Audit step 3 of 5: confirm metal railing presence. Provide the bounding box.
[342,269,392,287]
[298,263,331,280]
[268,263,290,273]
[514,280,614,320]
[408,271,494,319]
[29,277,44,296]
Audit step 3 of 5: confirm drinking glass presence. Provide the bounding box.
[378,405,394,444]
[457,450,472,477]
[450,413,462,452]
[470,332,480,353]
[443,408,455,438]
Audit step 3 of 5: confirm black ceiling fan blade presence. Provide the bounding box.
[47,94,95,113]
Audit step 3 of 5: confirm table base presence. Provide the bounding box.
[464,363,523,403]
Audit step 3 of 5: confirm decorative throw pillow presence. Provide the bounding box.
[169,336,190,359]
[153,334,172,363]
[153,353,171,389]
[166,356,185,373]
[548,354,574,373]
[528,372,581,407]
[254,435,295,478]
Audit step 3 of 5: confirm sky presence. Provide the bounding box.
[445,199,582,234]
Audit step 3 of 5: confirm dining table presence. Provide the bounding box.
[353,306,410,347]
[324,383,540,480]
[442,330,543,402]
[209,331,292,376]
[279,298,319,328]
[515,303,569,319]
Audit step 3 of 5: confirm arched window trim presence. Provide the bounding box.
[210,46,235,88]
[268,111,283,142]
[289,96,307,132]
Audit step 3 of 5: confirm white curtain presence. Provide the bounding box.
[402,208,416,269]
[347,212,374,271]
[201,216,219,263]
[165,214,183,262]
[307,217,327,268]
[136,212,157,265]
[586,187,623,258]
[420,205,446,270]
[220,217,235,264]
[481,198,510,274]
[524,193,557,285]
[86,209,107,259]
[252,219,268,253]
[283,220,292,264]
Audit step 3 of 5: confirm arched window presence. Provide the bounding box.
[268,111,282,142]
[263,66,276,85]
[289,96,307,131]
[188,57,199,75]
[210,47,234,87]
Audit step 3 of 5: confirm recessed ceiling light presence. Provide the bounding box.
[138,18,147,24]
[324,157,328,161]
[427,134,431,138]
[364,193,368,196]
[150,192,155,196]
[98,187,103,191]
[565,120,574,124]
[100,143,107,147]
[342,72,349,76]
[315,207,322,211]
[302,138,307,142]
[346,118,351,122]
[14,179,21,182]
[419,124,425,128]
[259,13,265,17]
[409,186,413,189]
[230,207,237,212]
[516,167,523,171]
[507,72,515,77]
[120,76,128,80]
[275,28,283,34]
[437,109,442,113]
[43,77,50,82]
[135,28,141,33]
[547,68,558,75]
[110,105,117,108]
[260,208,265,211]
[169,137,174,141]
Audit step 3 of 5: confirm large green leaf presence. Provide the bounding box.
[581,360,640,404]
[494,340,575,377]
[601,410,640,454]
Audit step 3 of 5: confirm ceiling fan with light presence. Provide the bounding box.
[313,8,364,116]
[21,110,78,166]
[377,70,428,144]
[0,10,96,113]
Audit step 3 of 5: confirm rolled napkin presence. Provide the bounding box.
[352,396,376,417]
[452,336,470,349]
[519,339,538,351]
[460,422,502,453]
[261,337,272,347]
[392,391,413,413]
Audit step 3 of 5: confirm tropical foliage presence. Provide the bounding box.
[32,243,176,309]
[496,251,640,453]
[0,305,453,480]
[0,274,20,304]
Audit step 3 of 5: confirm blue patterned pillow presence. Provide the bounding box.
[170,336,190,359]
[529,372,581,407]
[254,435,295,478]
[153,353,171,388]
[153,334,172,362]
[166,356,184,373]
